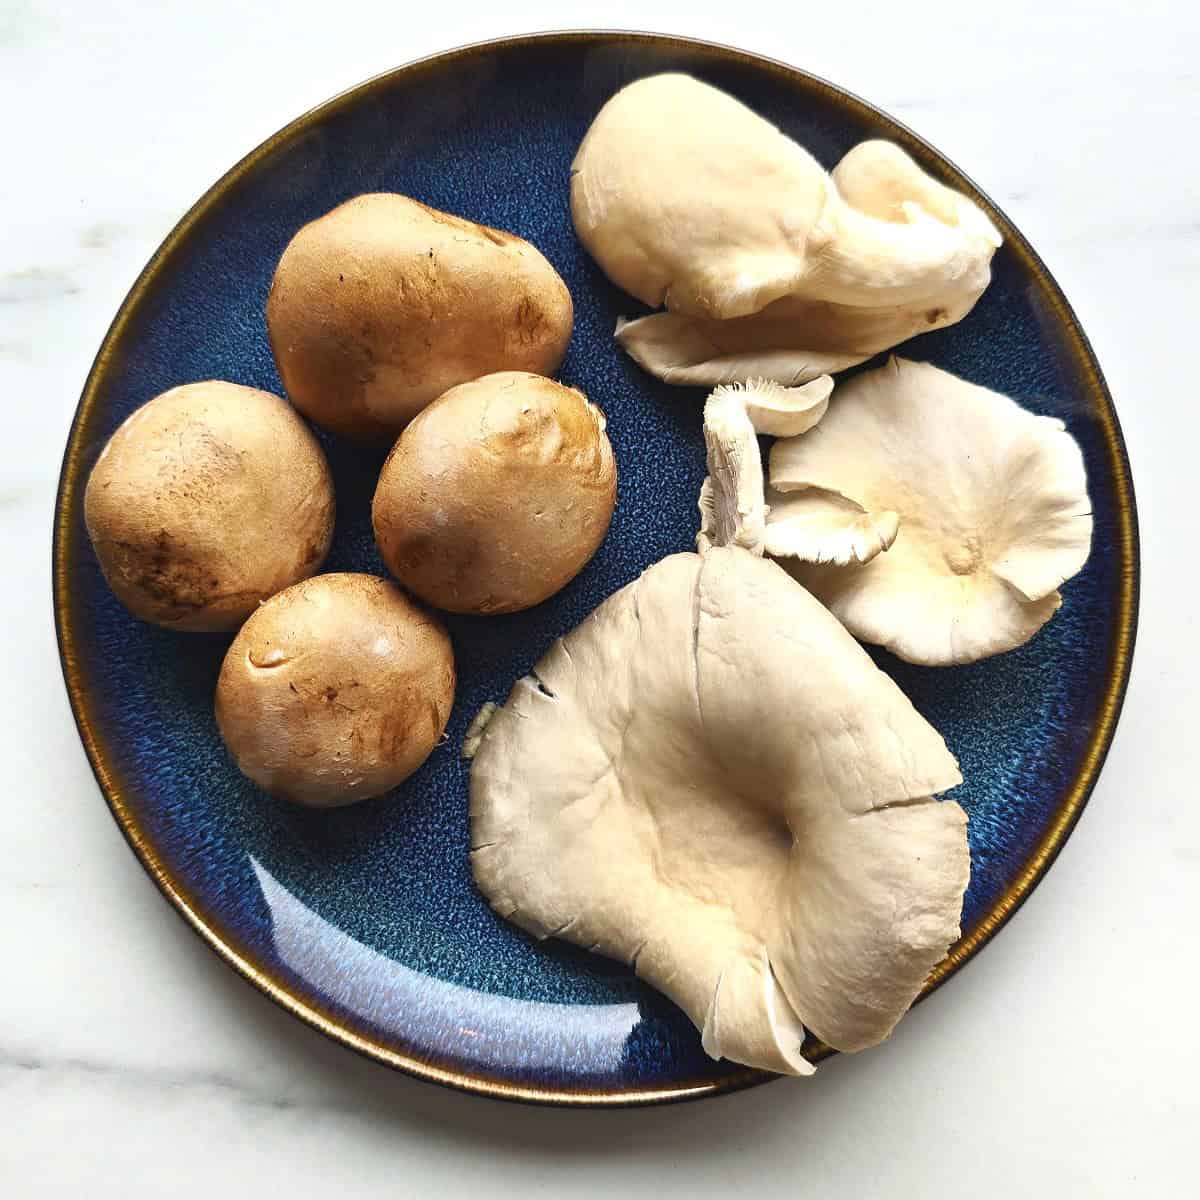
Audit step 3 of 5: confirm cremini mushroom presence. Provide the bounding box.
[84,381,334,632]
[572,74,1001,387]
[215,573,455,807]
[267,194,573,439]
[372,372,617,615]
[770,358,1093,665]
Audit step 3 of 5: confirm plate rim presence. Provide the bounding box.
[52,28,1141,1108]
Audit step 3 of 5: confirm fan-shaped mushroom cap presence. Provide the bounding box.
[470,547,968,1074]
[573,74,1001,388]
[770,358,1093,664]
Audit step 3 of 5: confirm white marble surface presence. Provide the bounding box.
[2,1,1196,1194]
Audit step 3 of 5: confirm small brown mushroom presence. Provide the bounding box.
[215,573,455,807]
[266,194,573,440]
[372,372,617,615]
[83,381,334,632]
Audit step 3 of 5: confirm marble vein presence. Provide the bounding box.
[0,267,81,305]
[0,1048,352,1116]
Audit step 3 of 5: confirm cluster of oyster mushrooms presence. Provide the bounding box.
[468,74,1094,1076]
[84,70,1094,1080]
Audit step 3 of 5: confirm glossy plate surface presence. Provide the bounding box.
[54,32,1138,1106]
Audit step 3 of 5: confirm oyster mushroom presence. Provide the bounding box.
[471,436,970,1074]
[470,548,968,1074]
[572,74,1001,387]
[697,378,833,554]
[697,383,766,555]
[764,488,900,567]
[769,358,1093,665]
[695,378,884,565]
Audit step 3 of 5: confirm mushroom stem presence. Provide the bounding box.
[702,387,766,555]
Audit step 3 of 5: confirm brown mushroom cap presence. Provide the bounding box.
[266,194,574,440]
[372,372,617,615]
[83,381,334,632]
[215,573,455,807]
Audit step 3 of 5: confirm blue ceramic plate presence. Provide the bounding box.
[54,32,1138,1106]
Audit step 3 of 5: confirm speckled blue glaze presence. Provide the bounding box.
[56,35,1136,1103]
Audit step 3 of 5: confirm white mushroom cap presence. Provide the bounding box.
[764,486,900,566]
[574,75,1001,388]
[832,140,990,233]
[470,547,968,1075]
[770,357,1093,665]
[725,376,833,437]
